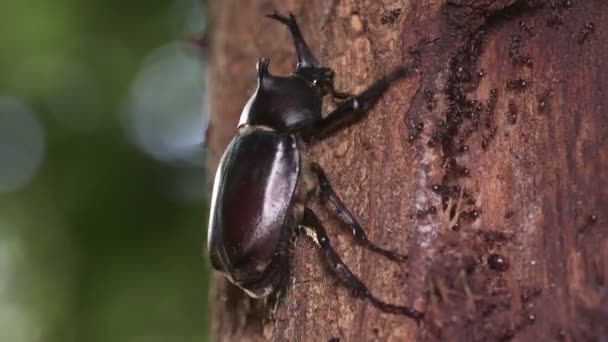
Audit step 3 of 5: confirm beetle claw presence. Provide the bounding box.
[351,287,368,299]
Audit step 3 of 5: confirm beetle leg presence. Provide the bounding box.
[299,208,424,321]
[311,163,408,262]
[310,65,413,139]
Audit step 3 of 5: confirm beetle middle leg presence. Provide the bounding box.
[311,163,408,262]
[299,208,424,321]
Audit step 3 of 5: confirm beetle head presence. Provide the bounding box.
[295,65,336,97]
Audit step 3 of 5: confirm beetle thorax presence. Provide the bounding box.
[238,70,323,131]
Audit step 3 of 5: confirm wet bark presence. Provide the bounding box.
[206,1,608,341]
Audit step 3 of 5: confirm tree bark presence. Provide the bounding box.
[207,0,608,341]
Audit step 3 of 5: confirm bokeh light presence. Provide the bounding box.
[0,97,45,193]
[123,42,208,165]
[0,234,40,342]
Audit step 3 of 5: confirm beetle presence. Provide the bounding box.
[207,12,422,321]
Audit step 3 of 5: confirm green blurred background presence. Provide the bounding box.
[0,0,210,341]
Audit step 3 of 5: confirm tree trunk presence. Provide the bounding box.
[206,0,608,341]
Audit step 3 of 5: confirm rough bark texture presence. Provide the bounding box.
[206,1,608,341]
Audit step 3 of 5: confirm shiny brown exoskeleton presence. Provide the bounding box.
[207,12,422,321]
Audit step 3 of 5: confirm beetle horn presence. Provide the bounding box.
[256,58,271,84]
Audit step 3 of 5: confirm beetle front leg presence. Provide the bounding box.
[311,163,408,262]
[310,65,413,140]
[299,208,424,321]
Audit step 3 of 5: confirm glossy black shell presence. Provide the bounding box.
[238,61,322,131]
[207,128,300,296]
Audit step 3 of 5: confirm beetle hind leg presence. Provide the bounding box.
[299,208,424,321]
[311,163,408,262]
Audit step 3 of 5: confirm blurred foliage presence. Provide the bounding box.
[0,0,210,341]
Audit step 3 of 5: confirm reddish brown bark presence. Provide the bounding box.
[207,1,608,341]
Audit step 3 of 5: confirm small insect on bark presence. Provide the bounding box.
[207,12,422,321]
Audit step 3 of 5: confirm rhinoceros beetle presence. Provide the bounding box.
[207,12,422,321]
